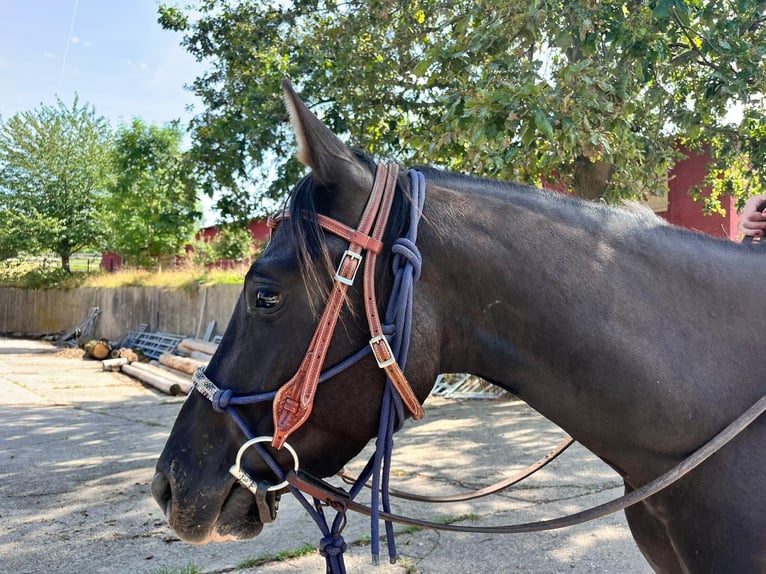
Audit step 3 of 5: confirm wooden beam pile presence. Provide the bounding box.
[106,337,219,396]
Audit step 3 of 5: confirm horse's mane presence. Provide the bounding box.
[415,165,750,258]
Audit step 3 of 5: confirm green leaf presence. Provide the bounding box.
[158,0,766,209]
[534,109,555,141]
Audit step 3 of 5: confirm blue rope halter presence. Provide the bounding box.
[191,168,426,572]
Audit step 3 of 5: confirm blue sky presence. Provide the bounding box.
[0,0,206,127]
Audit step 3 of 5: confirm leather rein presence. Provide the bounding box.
[192,163,766,570]
[270,163,766,531]
[289,389,766,534]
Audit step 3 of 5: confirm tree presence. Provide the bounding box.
[210,225,255,261]
[105,119,201,266]
[160,0,766,219]
[187,225,256,266]
[0,97,112,271]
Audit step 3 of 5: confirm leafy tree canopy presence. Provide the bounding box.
[105,119,201,266]
[160,0,766,220]
[0,96,112,271]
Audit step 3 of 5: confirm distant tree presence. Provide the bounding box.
[0,209,35,261]
[0,97,112,271]
[105,119,201,266]
[160,0,765,218]
[211,225,255,262]
[187,225,255,267]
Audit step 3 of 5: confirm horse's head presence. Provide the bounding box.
[151,81,435,544]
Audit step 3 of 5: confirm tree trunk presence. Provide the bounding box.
[572,156,615,201]
[61,253,71,273]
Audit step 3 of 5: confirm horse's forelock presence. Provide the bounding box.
[285,176,334,315]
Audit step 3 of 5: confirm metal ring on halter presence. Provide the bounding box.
[229,436,300,493]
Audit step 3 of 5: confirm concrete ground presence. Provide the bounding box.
[0,337,651,574]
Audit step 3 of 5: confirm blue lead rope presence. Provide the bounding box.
[367,169,426,564]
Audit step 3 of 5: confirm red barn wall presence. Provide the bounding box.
[659,149,740,240]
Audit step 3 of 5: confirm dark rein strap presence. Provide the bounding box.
[337,436,574,503]
[334,234,765,507]
[289,390,766,534]
[328,233,766,514]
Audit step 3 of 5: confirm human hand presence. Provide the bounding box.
[738,194,766,237]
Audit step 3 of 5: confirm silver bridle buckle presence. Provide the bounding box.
[334,250,363,286]
[369,335,396,368]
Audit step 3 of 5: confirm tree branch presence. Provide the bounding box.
[671,7,737,76]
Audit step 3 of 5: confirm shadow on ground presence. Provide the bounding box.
[0,340,650,573]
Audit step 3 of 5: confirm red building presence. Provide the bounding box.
[195,219,271,244]
[656,149,739,239]
[101,219,271,271]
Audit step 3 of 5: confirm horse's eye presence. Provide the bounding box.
[255,290,281,309]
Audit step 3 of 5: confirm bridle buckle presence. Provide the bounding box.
[334,250,363,285]
[369,335,396,368]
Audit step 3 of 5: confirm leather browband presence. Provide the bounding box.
[267,213,385,255]
[271,164,424,449]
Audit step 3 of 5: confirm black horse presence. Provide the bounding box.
[152,81,766,573]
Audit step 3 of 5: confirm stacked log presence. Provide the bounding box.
[177,338,218,357]
[112,347,139,362]
[102,357,129,371]
[107,336,219,396]
[84,340,112,360]
[121,362,192,396]
[158,352,207,375]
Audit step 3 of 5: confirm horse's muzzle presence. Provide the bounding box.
[150,470,272,543]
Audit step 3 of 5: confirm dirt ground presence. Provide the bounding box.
[0,337,651,574]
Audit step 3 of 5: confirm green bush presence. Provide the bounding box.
[212,226,254,262]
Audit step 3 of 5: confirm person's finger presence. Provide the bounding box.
[738,219,766,234]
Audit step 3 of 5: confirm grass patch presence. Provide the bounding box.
[150,563,201,574]
[440,512,479,524]
[81,265,248,290]
[0,264,249,290]
[399,557,420,574]
[236,543,317,568]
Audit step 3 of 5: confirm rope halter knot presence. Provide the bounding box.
[212,388,233,412]
[319,534,348,558]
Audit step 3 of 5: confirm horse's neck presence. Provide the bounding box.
[423,183,651,379]
[420,180,763,480]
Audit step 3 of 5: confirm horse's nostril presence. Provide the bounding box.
[151,471,172,515]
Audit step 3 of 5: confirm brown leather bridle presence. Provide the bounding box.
[267,163,424,450]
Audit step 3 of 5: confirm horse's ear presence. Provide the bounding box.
[281,79,374,207]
